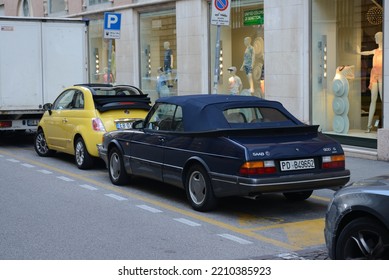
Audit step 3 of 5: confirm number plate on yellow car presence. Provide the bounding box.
[280,159,315,171]
[116,122,133,130]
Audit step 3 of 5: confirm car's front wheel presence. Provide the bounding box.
[34,129,55,157]
[185,164,218,212]
[335,217,389,260]
[283,190,313,201]
[108,147,130,185]
[74,137,94,169]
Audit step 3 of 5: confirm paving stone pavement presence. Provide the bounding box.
[253,247,329,260]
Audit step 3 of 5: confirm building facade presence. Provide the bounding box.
[1,0,388,160]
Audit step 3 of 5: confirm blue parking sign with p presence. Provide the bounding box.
[104,12,121,30]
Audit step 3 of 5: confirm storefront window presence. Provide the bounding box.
[311,0,383,146]
[210,0,264,97]
[140,10,177,102]
[87,14,117,84]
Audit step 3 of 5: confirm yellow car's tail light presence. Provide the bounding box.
[92,118,106,132]
[239,160,276,175]
[322,155,345,169]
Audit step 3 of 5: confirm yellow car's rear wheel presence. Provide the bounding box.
[75,137,94,169]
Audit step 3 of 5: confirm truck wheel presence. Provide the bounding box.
[108,147,130,185]
[34,129,55,157]
[185,164,218,212]
[74,137,94,169]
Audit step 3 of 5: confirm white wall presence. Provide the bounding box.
[264,0,310,123]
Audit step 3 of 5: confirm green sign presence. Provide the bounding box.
[244,9,264,26]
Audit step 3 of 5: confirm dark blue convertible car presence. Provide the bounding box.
[98,94,350,211]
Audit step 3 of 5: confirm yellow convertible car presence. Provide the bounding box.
[34,84,151,169]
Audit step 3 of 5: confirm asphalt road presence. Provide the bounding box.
[1,133,389,260]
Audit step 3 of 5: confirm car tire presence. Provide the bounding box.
[108,147,130,185]
[335,217,389,260]
[74,137,94,169]
[34,129,55,157]
[283,190,313,201]
[185,164,218,212]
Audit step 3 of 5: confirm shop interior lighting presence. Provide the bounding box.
[318,35,327,88]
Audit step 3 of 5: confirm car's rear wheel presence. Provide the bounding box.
[74,137,94,169]
[34,129,55,157]
[185,164,218,212]
[283,190,313,201]
[108,147,130,185]
[335,217,389,260]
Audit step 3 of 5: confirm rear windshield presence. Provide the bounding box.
[91,86,151,112]
[223,107,290,124]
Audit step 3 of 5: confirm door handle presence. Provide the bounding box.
[62,118,68,123]
[158,136,165,143]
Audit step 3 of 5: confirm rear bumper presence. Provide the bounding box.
[97,144,108,167]
[211,169,351,197]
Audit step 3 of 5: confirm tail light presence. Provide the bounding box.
[322,155,345,169]
[0,121,12,128]
[239,160,276,175]
[92,118,106,132]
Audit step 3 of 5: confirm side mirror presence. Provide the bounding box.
[43,103,53,115]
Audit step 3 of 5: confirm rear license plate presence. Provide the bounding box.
[27,120,39,126]
[116,122,133,130]
[280,158,315,171]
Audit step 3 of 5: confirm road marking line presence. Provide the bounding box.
[6,158,19,163]
[37,169,53,174]
[105,194,128,201]
[79,184,98,191]
[0,150,303,251]
[137,204,163,213]
[21,163,35,168]
[57,176,75,182]
[218,233,253,245]
[174,218,201,227]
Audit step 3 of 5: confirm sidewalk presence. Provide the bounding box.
[345,149,389,183]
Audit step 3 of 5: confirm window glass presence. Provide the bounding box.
[49,0,65,13]
[210,0,264,97]
[53,90,77,110]
[140,10,177,103]
[311,0,383,143]
[223,107,288,124]
[89,0,109,5]
[145,104,182,131]
[86,14,116,84]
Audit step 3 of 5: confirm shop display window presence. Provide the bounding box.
[87,14,117,84]
[210,0,264,97]
[139,10,177,102]
[312,0,383,145]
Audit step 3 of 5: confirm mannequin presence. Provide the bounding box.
[227,66,242,95]
[163,41,173,87]
[357,31,383,132]
[240,37,255,95]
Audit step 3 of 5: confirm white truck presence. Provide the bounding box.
[0,17,89,132]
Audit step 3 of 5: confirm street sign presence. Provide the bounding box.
[211,0,231,26]
[103,12,121,39]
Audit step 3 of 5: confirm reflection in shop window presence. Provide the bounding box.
[87,15,116,84]
[311,0,383,143]
[210,0,264,97]
[140,10,177,103]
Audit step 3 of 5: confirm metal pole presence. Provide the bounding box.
[213,25,221,94]
[107,39,112,84]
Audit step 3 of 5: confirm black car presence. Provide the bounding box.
[98,94,350,211]
[325,175,389,259]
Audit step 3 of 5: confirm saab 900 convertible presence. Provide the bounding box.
[98,94,350,211]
